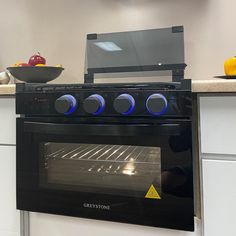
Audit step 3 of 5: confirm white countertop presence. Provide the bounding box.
[0,85,15,96]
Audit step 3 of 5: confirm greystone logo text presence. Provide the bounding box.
[83,203,110,210]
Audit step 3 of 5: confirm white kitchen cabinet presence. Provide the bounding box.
[0,98,16,145]
[200,96,236,155]
[202,159,236,236]
[0,145,20,236]
[30,213,201,236]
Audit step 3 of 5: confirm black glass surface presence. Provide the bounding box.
[17,117,194,231]
[15,89,192,118]
[40,143,161,197]
[86,27,184,69]
[85,26,186,82]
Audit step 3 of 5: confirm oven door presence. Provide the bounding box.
[16,118,194,231]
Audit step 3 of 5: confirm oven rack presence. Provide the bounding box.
[46,160,161,177]
[45,144,161,165]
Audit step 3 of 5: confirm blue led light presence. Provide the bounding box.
[119,94,135,115]
[63,95,77,115]
[90,94,105,115]
[146,93,168,116]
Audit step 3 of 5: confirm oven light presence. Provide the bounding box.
[94,42,122,51]
[122,169,135,176]
[122,160,136,175]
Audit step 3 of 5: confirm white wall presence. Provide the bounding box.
[1,0,235,83]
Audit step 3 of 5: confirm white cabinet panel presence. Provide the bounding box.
[200,96,236,155]
[202,159,236,236]
[0,230,20,236]
[0,98,16,145]
[30,213,201,236]
[0,146,20,235]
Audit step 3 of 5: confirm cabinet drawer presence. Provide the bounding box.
[0,98,15,145]
[200,96,236,155]
[202,159,236,236]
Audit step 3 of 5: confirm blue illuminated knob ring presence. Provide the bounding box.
[114,94,135,115]
[55,94,77,115]
[146,93,168,116]
[83,94,105,115]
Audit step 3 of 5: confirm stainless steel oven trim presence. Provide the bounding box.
[20,211,29,236]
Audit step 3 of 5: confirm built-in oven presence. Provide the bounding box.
[16,85,193,231]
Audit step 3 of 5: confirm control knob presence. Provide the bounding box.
[146,93,168,115]
[113,94,135,115]
[83,94,105,115]
[55,95,77,115]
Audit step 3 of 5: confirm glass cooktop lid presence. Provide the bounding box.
[84,26,186,83]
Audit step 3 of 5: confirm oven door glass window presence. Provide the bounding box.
[40,143,161,198]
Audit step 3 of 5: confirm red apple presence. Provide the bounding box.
[18,63,30,67]
[28,52,46,66]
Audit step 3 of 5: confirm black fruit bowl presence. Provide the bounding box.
[7,66,64,83]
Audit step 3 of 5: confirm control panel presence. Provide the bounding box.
[54,93,170,116]
[16,87,192,117]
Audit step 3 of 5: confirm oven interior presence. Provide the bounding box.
[39,143,162,197]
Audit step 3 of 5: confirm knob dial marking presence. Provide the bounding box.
[55,95,77,115]
[83,94,105,115]
[146,93,168,116]
[114,94,135,115]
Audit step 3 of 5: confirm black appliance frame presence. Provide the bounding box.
[84,63,187,84]
[16,116,194,231]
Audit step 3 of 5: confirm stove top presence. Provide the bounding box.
[16,80,191,93]
[16,80,192,118]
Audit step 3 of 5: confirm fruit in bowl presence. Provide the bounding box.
[35,64,46,66]
[224,57,236,76]
[18,63,30,67]
[7,53,64,83]
[28,52,46,66]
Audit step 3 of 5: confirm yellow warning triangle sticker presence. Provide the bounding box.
[145,184,161,199]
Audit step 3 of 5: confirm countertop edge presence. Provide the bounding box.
[192,79,236,93]
[0,85,16,96]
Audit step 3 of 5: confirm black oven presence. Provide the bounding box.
[16,82,194,231]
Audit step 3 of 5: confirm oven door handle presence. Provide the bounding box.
[23,122,184,136]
